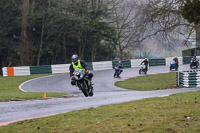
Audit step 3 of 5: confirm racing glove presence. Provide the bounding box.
[86,70,89,74]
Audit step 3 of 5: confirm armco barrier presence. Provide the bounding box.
[92,61,112,71]
[51,64,70,74]
[2,66,30,76]
[13,66,30,76]
[86,62,93,70]
[182,56,200,64]
[112,60,131,68]
[131,59,143,68]
[177,70,200,87]
[183,56,192,64]
[149,58,166,66]
[2,56,192,76]
[30,65,52,74]
[2,67,8,76]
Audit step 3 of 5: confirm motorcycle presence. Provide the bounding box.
[114,67,122,78]
[73,68,93,97]
[139,63,147,74]
[190,58,199,69]
[170,61,178,71]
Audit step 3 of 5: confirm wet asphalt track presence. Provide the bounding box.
[0,65,200,126]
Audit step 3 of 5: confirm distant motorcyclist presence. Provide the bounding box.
[69,54,93,86]
[141,58,149,71]
[191,54,197,61]
[115,61,123,69]
[190,54,199,69]
[114,61,123,78]
[173,56,179,68]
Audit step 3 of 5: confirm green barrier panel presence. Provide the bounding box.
[183,56,192,64]
[149,58,166,66]
[30,65,52,74]
[86,62,93,71]
[180,77,199,80]
[112,60,131,68]
[177,71,200,87]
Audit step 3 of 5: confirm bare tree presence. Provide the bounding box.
[110,0,147,60]
[136,0,195,47]
[20,0,30,66]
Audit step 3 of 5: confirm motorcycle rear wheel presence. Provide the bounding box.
[197,62,199,68]
[144,70,147,74]
[190,64,193,69]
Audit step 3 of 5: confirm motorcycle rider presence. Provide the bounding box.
[141,58,149,71]
[69,54,93,86]
[191,54,199,66]
[192,54,197,61]
[173,56,179,68]
[114,61,123,77]
[115,61,123,70]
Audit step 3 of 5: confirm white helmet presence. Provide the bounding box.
[72,54,78,63]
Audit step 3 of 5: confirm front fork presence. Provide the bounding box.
[76,80,89,90]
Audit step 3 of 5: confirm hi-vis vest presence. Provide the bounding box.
[72,60,86,72]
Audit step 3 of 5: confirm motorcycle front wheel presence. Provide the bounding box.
[89,85,93,96]
[114,72,117,78]
[117,72,120,77]
[80,83,89,97]
[139,69,142,74]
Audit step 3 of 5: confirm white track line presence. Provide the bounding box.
[18,75,61,92]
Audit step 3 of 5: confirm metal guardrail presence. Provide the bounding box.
[149,58,166,66]
[2,56,193,76]
[112,60,131,69]
[183,56,193,64]
[86,62,93,71]
[30,65,52,74]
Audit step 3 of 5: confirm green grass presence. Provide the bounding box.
[0,74,67,101]
[0,91,200,132]
[116,72,177,91]
[0,72,199,132]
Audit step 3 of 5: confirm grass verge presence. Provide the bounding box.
[0,91,200,132]
[0,74,67,101]
[116,72,177,91]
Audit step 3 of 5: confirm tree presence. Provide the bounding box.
[0,0,21,68]
[0,0,118,69]
[180,0,200,48]
[20,0,30,66]
[126,1,200,59]
[110,0,146,60]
